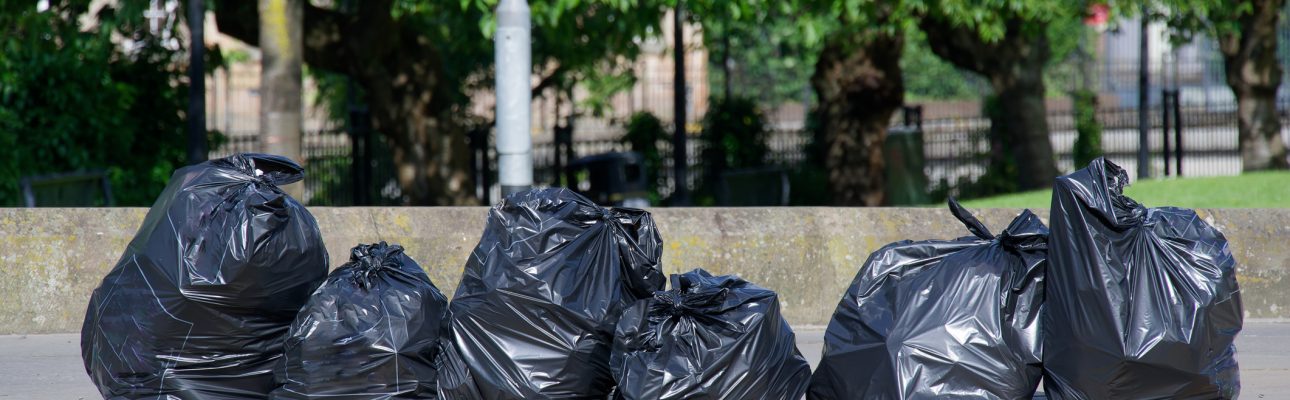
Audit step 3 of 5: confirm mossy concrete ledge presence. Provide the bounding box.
[1,207,1286,334]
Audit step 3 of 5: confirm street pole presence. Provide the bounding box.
[347,78,371,206]
[671,4,689,205]
[1137,7,1150,180]
[496,0,533,197]
[187,0,207,165]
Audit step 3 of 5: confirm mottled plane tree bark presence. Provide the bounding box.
[811,21,904,206]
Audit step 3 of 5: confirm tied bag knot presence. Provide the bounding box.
[347,242,407,290]
[948,197,1048,293]
[195,153,304,230]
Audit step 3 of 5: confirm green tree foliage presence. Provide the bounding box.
[900,28,984,100]
[697,96,770,205]
[411,0,668,112]
[911,0,1075,40]
[1149,0,1249,40]
[902,22,1085,102]
[700,2,826,105]
[318,0,658,117]
[0,1,188,206]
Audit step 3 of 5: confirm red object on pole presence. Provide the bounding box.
[1084,3,1109,27]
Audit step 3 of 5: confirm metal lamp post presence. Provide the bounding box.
[496,0,533,197]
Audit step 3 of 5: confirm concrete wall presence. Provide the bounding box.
[2,207,1286,334]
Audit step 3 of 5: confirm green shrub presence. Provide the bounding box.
[698,97,770,204]
[700,97,769,170]
[1071,89,1103,168]
[621,112,667,205]
[0,3,188,206]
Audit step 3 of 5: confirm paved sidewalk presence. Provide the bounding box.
[4,321,1287,399]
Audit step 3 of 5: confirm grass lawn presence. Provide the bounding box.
[953,171,1290,209]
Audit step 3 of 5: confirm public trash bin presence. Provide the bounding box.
[1043,158,1242,399]
[566,151,651,207]
[273,242,449,399]
[717,167,790,206]
[610,269,812,400]
[81,153,329,399]
[808,199,1048,399]
[883,125,929,206]
[438,188,665,399]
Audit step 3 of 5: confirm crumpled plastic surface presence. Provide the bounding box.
[808,199,1048,400]
[81,153,329,399]
[610,269,811,400]
[439,188,666,399]
[1042,158,1242,399]
[273,242,449,399]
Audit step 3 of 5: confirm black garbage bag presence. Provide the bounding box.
[272,242,450,399]
[441,188,666,399]
[433,334,483,400]
[1043,158,1242,399]
[610,269,812,400]
[808,199,1048,400]
[81,153,329,399]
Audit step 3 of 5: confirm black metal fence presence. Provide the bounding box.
[210,128,402,206]
[209,96,1263,206]
[516,98,1252,205]
[922,100,1247,196]
[521,127,811,203]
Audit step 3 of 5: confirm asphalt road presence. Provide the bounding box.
[5,321,1287,399]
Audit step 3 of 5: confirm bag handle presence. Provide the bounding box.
[213,153,305,186]
[948,197,994,240]
[247,153,305,185]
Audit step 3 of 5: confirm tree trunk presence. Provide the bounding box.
[258,0,304,199]
[811,28,904,206]
[1220,0,1289,171]
[993,67,1055,189]
[353,24,475,205]
[921,16,1059,190]
[216,0,476,204]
